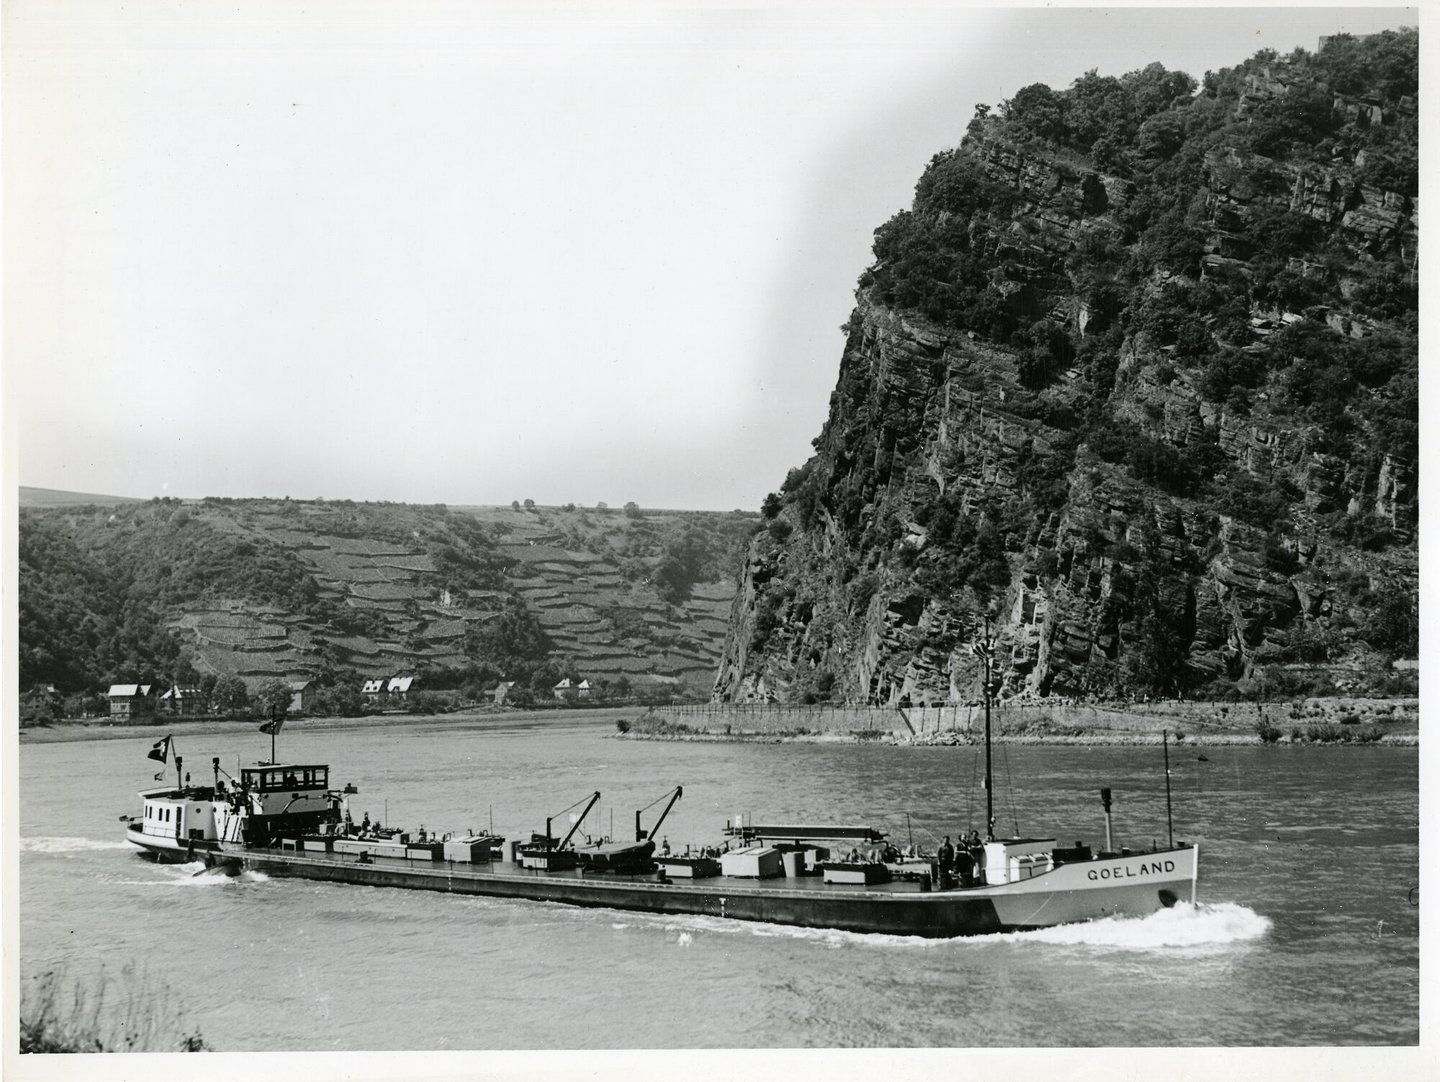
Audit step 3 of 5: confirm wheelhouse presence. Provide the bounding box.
[242,764,330,793]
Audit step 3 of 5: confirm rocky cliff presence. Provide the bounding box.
[715,31,1418,705]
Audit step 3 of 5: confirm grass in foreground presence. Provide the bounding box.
[20,965,211,1053]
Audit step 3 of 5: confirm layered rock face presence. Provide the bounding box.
[715,34,1417,705]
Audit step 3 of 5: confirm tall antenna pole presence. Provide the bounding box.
[983,617,994,841]
[1162,729,1175,849]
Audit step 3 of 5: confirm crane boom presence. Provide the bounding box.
[635,785,683,841]
[557,791,601,851]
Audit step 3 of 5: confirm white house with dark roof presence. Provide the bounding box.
[107,683,154,719]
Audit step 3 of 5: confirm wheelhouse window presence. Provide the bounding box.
[241,765,330,793]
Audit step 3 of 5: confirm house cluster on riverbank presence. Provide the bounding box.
[98,674,422,721]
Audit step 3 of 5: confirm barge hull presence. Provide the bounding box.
[226,844,1198,938]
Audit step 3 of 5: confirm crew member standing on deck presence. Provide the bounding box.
[938,835,956,888]
[967,832,985,884]
[954,841,975,886]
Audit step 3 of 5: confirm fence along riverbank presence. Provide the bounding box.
[653,697,1419,741]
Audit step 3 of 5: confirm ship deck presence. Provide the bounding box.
[233,845,935,896]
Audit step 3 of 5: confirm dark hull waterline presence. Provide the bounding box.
[217,843,1199,938]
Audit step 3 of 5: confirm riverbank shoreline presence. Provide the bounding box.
[17,707,634,746]
[627,695,1419,747]
[20,699,1417,748]
[618,729,1419,747]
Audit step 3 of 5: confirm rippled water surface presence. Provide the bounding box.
[18,717,1419,1048]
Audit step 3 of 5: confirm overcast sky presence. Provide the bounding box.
[4,3,1419,509]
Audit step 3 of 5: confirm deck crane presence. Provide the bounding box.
[515,790,602,870]
[635,785,683,843]
[549,790,601,852]
[571,784,685,873]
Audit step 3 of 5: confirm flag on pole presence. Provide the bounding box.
[147,735,172,763]
[259,716,285,737]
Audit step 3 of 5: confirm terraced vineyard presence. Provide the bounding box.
[478,506,744,691]
[18,493,756,699]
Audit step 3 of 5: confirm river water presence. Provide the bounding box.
[17,716,1419,1050]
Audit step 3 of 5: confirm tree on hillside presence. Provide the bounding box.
[623,501,642,519]
[213,676,249,717]
[655,529,710,604]
[465,598,552,674]
[254,679,293,718]
[529,661,562,696]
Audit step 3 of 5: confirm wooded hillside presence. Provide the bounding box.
[19,495,755,704]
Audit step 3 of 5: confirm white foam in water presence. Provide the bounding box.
[603,901,1268,952]
[129,862,270,888]
[22,836,133,854]
[446,887,1267,953]
[159,861,213,885]
[995,901,1271,949]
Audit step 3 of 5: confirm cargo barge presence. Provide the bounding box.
[126,637,1201,938]
[220,826,1198,938]
[127,760,1199,938]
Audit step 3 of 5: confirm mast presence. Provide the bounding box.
[1162,729,1175,849]
[982,617,994,841]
